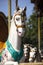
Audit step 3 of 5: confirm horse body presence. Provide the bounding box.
[1,7,26,64]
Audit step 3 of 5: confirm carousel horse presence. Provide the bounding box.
[28,44,42,62]
[20,44,42,62]
[1,7,26,64]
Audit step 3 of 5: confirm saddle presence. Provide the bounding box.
[0,42,6,53]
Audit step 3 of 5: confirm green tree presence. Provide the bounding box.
[23,12,43,48]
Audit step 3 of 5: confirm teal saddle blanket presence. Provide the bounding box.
[6,40,23,62]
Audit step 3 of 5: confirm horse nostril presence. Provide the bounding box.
[22,21,24,23]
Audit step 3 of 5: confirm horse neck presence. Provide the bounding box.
[8,21,22,52]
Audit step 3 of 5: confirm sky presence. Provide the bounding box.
[0,0,34,18]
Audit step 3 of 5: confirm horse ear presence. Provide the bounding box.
[16,6,20,11]
[23,6,27,17]
[24,6,27,12]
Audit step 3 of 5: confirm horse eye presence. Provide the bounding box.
[16,18,20,21]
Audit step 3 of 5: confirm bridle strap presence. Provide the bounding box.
[14,13,25,28]
[14,13,25,32]
[14,20,25,29]
[15,22,25,28]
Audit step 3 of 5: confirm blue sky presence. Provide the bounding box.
[0,0,34,18]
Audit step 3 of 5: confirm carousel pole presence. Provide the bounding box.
[37,12,41,51]
[8,0,11,33]
[15,0,18,10]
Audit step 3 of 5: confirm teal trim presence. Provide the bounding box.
[0,56,1,62]
[0,52,2,62]
[6,40,23,62]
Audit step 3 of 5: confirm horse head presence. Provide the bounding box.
[29,46,37,62]
[12,7,27,37]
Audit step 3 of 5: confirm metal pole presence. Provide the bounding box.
[15,0,18,10]
[37,12,40,51]
[8,0,11,32]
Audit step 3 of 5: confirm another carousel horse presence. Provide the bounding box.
[29,44,42,62]
[20,44,41,62]
[1,7,26,64]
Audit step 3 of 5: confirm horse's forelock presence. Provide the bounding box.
[14,9,22,15]
[13,8,26,17]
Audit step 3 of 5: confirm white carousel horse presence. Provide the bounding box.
[1,7,26,64]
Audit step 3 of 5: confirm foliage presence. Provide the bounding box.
[23,12,43,48]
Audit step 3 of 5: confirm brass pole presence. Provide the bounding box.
[8,0,11,33]
[38,12,40,51]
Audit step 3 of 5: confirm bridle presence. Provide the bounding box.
[14,14,26,32]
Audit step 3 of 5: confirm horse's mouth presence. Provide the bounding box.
[19,32,21,33]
